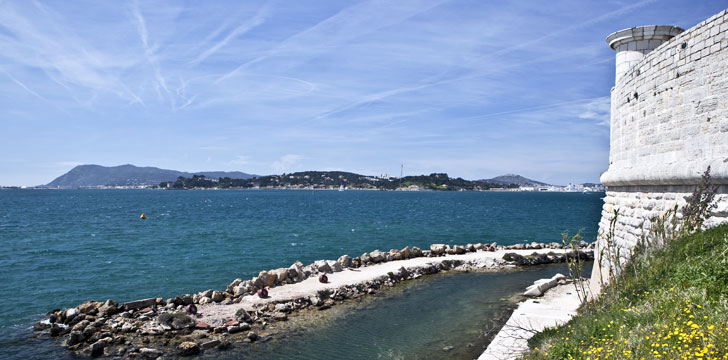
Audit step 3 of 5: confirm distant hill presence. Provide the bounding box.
[45,164,255,188]
[478,174,549,187]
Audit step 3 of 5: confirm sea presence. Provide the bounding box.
[0,189,603,358]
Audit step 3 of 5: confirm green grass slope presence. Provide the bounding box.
[527,223,728,360]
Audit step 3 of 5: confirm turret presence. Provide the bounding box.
[606,25,683,84]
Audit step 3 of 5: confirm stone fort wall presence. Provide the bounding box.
[592,9,728,286]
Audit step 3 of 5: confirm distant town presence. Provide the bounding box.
[0,165,606,192]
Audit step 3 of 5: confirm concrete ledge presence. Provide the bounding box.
[600,158,728,186]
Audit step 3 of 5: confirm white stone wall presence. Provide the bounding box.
[592,9,728,288]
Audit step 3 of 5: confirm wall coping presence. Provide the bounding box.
[600,158,728,186]
[606,25,684,50]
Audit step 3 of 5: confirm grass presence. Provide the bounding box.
[526,223,728,360]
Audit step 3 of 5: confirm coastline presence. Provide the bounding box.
[33,243,593,358]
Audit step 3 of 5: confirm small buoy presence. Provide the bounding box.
[257,288,268,298]
[185,304,197,315]
[319,274,328,283]
[140,213,147,220]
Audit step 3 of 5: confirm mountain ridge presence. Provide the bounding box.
[478,174,550,187]
[45,164,255,188]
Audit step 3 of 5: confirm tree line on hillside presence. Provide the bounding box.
[159,171,518,191]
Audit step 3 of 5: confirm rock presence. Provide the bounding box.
[474,243,485,250]
[97,299,118,317]
[121,298,157,311]
[270,268,289,284]
[211,291,225,303]
[72,319,90,333]
[430,244,447,255]
[579,240,589,248]
[226,278,242,293]
[177,341,200,356]
[466,243,475,252]
[351,257,361,268]
[411,246,422,257]
[234,281,251,297]
[34,321,51,331]
[272,312,288,321]
[329,260,343,272]
[198,297,211,305]
[65,331,85,346]
[549,242,562,249]
[181,295,194,305]
[311,260,330,273]
[200,339,221,349]
[89,340,106,357]
[369,250,385,263]
[158,312,194,330]
[120,322,134,333]
[530,242,542,249]
[64,308,79,324]
[389,249,403,260]
[400,246,411,259]
[337,254,351,268]
[247,331,258,341]
[195,322,212,330]
[443,345,454,352]
[289,261,306,281]
[77,301,101,316]
[200,289,214,298]
[139,348,163,358]
[360,252,372,264]
[228,325,243,333]
[449,245,465,254]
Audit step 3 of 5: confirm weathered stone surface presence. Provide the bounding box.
[77,301,100,316]
[452,245,465,254]
[121,298,156,311]
[97,299,118,317]
[389,249,403,260]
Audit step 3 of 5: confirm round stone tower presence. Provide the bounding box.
[606,25,684,84]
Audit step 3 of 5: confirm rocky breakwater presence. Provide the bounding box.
[33,242,593,358]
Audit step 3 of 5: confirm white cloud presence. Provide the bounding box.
[271,154,304,173]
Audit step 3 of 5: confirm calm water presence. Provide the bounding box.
[0,189,603,357]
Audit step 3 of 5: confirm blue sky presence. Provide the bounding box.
[1,1,725,186]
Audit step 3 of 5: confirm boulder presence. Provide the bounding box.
[329,260,343,272]
[226,278,242,293]
[89,340,106,357]
[369,250,385,263]
[351,257,361,268]
[474,243,485,250]
[400,246,411,259]
[360,252,372,264]
[198,297,211,305]
[270,268,289,284]
[177,341,200,356]
[252,276,264,289]
[77,301,101,316]
[181,295,194,305]
[211,291,225,303]
[530,242,542,249]
[389,249,403,260]
[411,246,422,257]
[452,245,466,254]
[314,260,332,273]
[337,255,351,268]
[288,261,306,282]
[523,273,565,297]
[234,282,251,297]
[200,289,214,298]
[466,244,475,252]
[97,299,118,317]
[430,244,446,255]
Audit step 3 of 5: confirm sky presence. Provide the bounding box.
[1,1,726,186]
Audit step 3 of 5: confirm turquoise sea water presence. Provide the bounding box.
[0,189,603,357]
